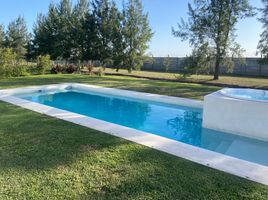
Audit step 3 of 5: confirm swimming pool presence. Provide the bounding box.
[1,83,268,185]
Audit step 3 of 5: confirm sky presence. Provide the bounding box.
[0,0,264,57]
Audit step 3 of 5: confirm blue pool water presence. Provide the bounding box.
[17,89,268,166]
[220,88,268,101]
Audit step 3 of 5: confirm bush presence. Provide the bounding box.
[37,55,51,74]
[0,48,29,77]
[50,64,65,74]
[11,64,28,77]
[97,67,105,77]
[0,48,16,77]
[66,64,78,74]
[84,63,94,75]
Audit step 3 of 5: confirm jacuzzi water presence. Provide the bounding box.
[16,89,268,166]
[220,88,268,101]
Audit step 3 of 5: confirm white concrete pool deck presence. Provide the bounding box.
[1,83,268,186]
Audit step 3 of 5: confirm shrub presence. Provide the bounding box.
[11,64,28,77]
[0,48,16,77]
[37,55,51,74]
[97,67,105,77]
[51,64,65,74]
[85,63,94,75]
[163,55,171,72]
[66,64,78,74]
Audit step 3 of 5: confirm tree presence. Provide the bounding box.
[110,1,126,71]
[36,55,51,74]
[55,0,73,60]
[32,4,61,59]
[123,0,153,72]
[257,0,268,64]
[92,0,114,65]
[82,11,99,61]
[72,0,90,61]
[163,55,171,72]
[0,24,5,48]
[5,16,29,58]
[32,0,76,61]
[173,0,254,80]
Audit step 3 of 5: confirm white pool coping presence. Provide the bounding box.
[1,83,268,186]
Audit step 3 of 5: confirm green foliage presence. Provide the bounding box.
[0,48,28,77]
[163,55,171,72]
[0,48,16,77]
[180,42,246,78]
[123,0,153,72]
[257,0,268,64]
[31,0,152,73]
[173,0,254,80]
[32,1,73,60]
[72,0,90,61]
[109,1,126,71]
[36,55,51,74]
[97,66,105,77]
[5,16,29,58]
[180,45,213,78]
[66,64,79,74]
[92,0,113,63]
[51,64,65,74]
[0,24,5,48]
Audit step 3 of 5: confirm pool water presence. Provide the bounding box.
[17,89,268,166]
[220,88,268,101]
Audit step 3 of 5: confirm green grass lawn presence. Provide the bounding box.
[0,74,220,100]
[103,68,268,89]
[1,74,268,199]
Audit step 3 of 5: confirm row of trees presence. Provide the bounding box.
[1,0,268,79]
[0,0,153,72]
[30,0,153,72]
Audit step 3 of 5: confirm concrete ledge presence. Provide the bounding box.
[1,83,268,185]
[203,90,268,141]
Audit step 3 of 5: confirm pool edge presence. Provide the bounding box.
[1,83,268,186]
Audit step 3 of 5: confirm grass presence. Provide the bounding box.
[0,74,268,199]
[103,68,268,89]
[0,74,220,100]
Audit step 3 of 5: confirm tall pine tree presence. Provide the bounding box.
[32,5,59,59]
[123,0,153,72]
[92,0,114,65]
[5,16,29,58]
[0,24,5,48]
[56,0,73,60]
[257,0,268,64]
[72,0,90,61]
[110,1,126,71]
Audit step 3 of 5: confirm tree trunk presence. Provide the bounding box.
[214,57,220,80]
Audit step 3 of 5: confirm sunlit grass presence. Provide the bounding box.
[103,68,268,89]
[0,74,220,100]
[0,74,268,199]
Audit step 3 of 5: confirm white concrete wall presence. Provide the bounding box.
[203,91,268,141]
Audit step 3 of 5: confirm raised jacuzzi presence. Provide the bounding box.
[203,88,268,142]
[220,88,268,102]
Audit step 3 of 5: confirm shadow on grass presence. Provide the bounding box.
[1,101,268,199]
[0,74,219,100]
[0,101,127,170]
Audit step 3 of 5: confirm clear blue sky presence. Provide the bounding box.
[0,0,264,57]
